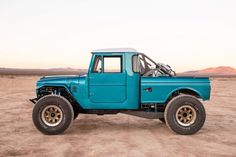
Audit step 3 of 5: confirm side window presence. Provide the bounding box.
[104,56,122,73]
[132,55,145,75]
[132,55,140,73]
[92,56,102,73]
[139,55,145,69]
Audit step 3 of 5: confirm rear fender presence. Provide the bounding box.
[166,88,202,103]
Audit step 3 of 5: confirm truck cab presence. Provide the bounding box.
[86,49,139,109]
[31,48,211,135]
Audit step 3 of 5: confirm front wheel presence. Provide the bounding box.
[164,95,206,135]
[32,95,74,135]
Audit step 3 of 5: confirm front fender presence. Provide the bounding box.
[36,83,72,95]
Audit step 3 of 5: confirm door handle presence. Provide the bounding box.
[144,87,152,92]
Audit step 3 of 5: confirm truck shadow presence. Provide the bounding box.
[68,116,167,134]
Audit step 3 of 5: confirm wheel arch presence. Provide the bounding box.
[37,85,84,111]
[37,84,72,95]
[166,87,202,103]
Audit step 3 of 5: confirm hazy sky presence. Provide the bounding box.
[0,0,236,72]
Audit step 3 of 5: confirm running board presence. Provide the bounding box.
[120,111,164,119]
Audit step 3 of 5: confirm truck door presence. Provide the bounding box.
[88,54,127,103]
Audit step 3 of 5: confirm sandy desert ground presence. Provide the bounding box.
[0,76,235,157]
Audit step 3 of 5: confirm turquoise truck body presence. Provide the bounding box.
[35,50,210,110]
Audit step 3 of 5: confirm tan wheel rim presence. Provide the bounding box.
[176,105,197,127]
[41,105,63,127]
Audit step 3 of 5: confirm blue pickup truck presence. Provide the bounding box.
[31,48,211,135]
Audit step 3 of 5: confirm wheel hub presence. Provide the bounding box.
[176,105,197,126]
[41,105,63,127]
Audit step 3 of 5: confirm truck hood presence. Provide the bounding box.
[36,75,86,89]
[39,75,79,81]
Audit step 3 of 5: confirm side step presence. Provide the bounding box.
[120,111,164,119]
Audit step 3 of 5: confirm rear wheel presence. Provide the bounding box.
[164,95,206,135]
[32,95,74,135]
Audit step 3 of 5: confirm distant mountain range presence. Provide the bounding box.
[0,66,236,77]
[180,66,236,76]
[0,67,87,76]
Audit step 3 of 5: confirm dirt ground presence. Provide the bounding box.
[0,76,235,157]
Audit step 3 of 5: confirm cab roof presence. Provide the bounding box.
[91,48,138,54]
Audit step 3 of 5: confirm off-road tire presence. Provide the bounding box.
[164,95,206,135]
[32,95,74,135]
